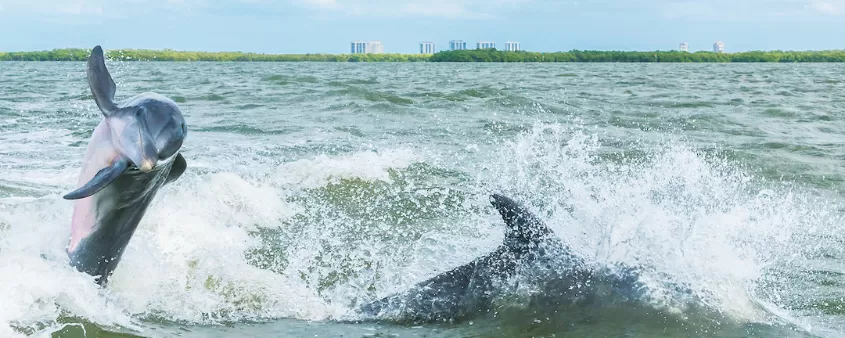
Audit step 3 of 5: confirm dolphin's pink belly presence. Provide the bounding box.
[68,121,118,253]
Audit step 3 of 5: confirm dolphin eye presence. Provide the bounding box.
[135,108,144,117]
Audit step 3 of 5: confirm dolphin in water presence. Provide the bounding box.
[64,45,188,286]
[356,193,649,324]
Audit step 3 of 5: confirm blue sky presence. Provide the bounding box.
[1,0,844,53]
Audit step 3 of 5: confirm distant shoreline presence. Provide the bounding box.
[2,48,845,62]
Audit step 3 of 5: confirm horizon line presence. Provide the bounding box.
[4,47,845,55]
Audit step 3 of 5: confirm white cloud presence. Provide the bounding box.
[300,0,339,9]
[2,0,840,20]
[0,0,521,19]
[295,0,528,19]
[0,0,106,15]
[809,0,845,14]
[0,0,208,17]
[293,0,843,21]
[653,0,843,21]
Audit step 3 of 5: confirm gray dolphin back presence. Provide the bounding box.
[356,193,653,325]
[356,193,561,323]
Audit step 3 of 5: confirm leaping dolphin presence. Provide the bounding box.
[64,45,188,286]
[356,193,648,324]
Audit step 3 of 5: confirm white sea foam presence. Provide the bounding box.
[485,123,842,327]
[0,124,842,336]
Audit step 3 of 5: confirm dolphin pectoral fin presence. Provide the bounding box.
[87,45,118,114]
[63,159,129,200]
[165,153,187,184]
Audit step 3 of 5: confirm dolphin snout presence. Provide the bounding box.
[133,126,159,172]
[139,159,155,172]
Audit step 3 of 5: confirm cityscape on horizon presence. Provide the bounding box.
[350,40,523,55]
[351,40,727,55]
[681,41,726,53]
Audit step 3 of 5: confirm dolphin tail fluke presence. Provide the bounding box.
[87,45,118,114]
[63,159,129,200]
[489,194,553,248]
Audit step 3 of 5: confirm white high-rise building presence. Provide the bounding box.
[449,40,467,51]
[368,41,384,54]
[713,41,724,53]
[350,40,384,54]
[477,41,495,49]
[679,42,689,52]
[351,40,367,54]
[420,42,435,54]
[504,41,520,51]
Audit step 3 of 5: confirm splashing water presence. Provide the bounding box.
[2,122,841,337]
[1,62,844,337]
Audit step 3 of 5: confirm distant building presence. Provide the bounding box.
[679,42,689,52]
[420,42,435,54]
[477,41,495,49]
[368,41,384,54]
[504,41,520,51]
[351,40,367,54]
[713,41,724,53]
[449,40,467,51]
[350,40,384,54]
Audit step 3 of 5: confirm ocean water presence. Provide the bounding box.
[0,61,844,337]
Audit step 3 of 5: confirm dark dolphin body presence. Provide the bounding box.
[65,45,188,286]
[356,193,649,324]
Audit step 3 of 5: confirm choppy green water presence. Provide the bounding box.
[1,61,844,337]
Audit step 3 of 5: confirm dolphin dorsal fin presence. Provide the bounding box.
[87,45,118,114]
[489,194,552,248]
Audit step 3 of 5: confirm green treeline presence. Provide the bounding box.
[430,49,845,62]
[0,49,430,62]
[3,48,845,62]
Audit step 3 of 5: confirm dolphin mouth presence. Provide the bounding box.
[124,163,152,174]
[125,153,177,173]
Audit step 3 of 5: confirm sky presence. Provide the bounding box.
[0,0,844,53]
